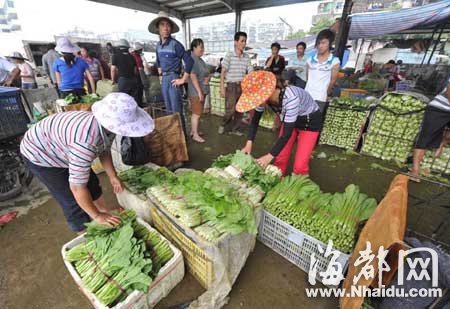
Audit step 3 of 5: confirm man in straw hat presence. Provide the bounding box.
[20,92,154,233]
[149,11,194,136]
[9,52,37,89]
[238,70,323,176]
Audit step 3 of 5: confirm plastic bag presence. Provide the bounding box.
[120,136,151,166]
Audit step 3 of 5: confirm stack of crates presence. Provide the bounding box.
[210,76,226,116]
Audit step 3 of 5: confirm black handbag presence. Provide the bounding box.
[120,136,151,166]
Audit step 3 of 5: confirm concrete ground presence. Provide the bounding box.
[1,114,448,309]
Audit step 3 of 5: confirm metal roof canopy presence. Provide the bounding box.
[89,0,313,20]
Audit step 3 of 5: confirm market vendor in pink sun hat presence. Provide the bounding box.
[238,70,323,176]
[20,92,154,233]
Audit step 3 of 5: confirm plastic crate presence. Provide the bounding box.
[340,88,368,98]
[0,87,28,139]
[61,218,184,309]
[149,201,214,289]
[258,210,350,285]
[395,80,414,92]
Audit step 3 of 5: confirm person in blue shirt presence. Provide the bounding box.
[149,11,194,136]
[53,37,96,99]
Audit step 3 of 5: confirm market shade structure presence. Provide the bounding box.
[89,0,314,20]
[348,0,450,39]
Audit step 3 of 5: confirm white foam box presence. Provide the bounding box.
[61,219,184,309]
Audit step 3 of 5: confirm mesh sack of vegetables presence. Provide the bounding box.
[361,92,428,163]
[320,97,372,150]
[96,79,119,98]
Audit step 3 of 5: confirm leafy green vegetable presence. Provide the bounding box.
[64,93,78,105]
[118,167,176,196]
[212,153,234,168]
[65,210,173,306]
[264,176,377,253]
[81,94,102,104]
[148,170,258,242]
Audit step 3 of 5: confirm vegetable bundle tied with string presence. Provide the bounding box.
[65,210,173,307]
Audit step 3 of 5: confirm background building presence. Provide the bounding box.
[0,0,20,33]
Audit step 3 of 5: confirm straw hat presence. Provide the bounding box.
[236,71,277,113]
[148,11,180,35]
[8,52,28,61]
[55,37,80,54]
[92,93,155,137]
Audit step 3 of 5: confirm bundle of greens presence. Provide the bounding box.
[264,176,377,253]
[205,167,265,205]
[320,98,371,150]
[227,151,281,192]
[118,167,176,196]
[361,93,425,163]
[422,147,450,175]
[64,93,78,105]
[65,210,174,306]
[147,170,257,242]
[81,94,102,104]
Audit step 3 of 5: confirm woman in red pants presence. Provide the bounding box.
[239,70,322,176]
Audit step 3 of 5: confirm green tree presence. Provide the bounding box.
[309,17,335,35]
[287,30,307,40]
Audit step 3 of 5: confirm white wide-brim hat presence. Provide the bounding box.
[92,93,155,137]
[55,37,80,54]
[148,11,180,35]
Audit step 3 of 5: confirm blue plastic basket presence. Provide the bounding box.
[0,87,28,140]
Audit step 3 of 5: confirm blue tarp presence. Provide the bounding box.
[349,0,450,39]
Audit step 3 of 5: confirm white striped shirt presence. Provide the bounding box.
[20,112,111,185]
[429,77,450,111]
[281,86,318,123]
[222,51,253,83]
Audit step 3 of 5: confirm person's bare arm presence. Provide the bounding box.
[265,56,274,69]
[447,82,450,102]
[99,152,124,194]
[5,68,20,86]
[220,68,227,98]
[70,184,120,227]
[171,72,189,87]
[85,70,96,93]
[55,71,61,85]
[327,64,340,97]
[99,61,105,80]
[111,65,117,84]
[190,73,204,102]
[305,64,309,82]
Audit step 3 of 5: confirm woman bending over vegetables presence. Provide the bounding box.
[238,71,322,176]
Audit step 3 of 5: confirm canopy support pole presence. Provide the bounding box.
[335,0,353,61]
[355,38,365,71]
[421,25,439,66]
[427,23,445,64]
[235,8,242,32]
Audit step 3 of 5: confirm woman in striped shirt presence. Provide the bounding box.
[238,71,323,176]
[20,93,154,233]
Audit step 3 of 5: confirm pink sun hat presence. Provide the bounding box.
[92,93,155,137]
